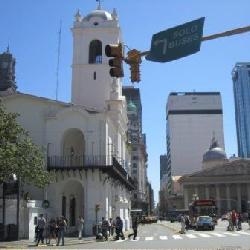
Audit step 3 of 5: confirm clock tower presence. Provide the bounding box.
[0,47,17,92]
[71,6,123,111]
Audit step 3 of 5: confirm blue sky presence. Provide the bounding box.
[1,0,250,202]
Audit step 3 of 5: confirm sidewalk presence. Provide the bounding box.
[0,236,95,249]
[0,230,132,249]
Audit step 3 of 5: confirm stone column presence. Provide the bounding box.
[226,184,231,211]
[236,184,242,212]
[184,186,189,210]
[247,183,250,203]
[194,186,199,199]
[205,185,210,199]
[215,184,221,215]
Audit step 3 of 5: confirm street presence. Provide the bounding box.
[0,220,249,249]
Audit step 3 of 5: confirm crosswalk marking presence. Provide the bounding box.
[145,237,153,241]
[210,232,226,237]
[173,235,183,240]
[159,236,168,240]
[236,231,250,235]
[130,237,140,241]
[114,239,126,242]
[224,232,240,236]
[186,234,197,238]
[197,233,211,238]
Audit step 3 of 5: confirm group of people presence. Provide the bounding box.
[227,209,243,231]
[100,216,139,241]
[35,214,68,246]
[180,214,190,234]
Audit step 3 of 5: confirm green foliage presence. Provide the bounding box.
[0,102,53,188]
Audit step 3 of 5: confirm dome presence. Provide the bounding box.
[83,10,113,22]
[203,147,227,161]
[127,100,137,113]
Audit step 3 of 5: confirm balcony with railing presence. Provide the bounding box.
[47,155,135,190]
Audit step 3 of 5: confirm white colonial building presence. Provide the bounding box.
[0,5,134,239]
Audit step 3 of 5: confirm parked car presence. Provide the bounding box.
[196,216,215,231]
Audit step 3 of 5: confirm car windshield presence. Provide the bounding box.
[198,217,212,222]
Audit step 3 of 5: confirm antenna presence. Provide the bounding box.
[56,20,62,101]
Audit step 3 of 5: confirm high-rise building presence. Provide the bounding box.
[160,154,168,190]
[166,92,225,189]
[122,86,148,212]
[232,62,250,158]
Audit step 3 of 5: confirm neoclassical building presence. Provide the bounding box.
[0,5,135,238]
[179,139,250,215]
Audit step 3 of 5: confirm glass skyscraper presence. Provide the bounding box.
[232,62,250,157]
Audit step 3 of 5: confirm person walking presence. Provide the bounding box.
[237,213,242,230]
[108,218,115,236]
[36,214,46,246]
[115,216,125,240]
[180,214,186,234]
[56,216,67,246]
[77,216,84,240]
[231,210,237,231]
[47,218,57,245]
[128,216,139,240]
[101,217,109,241]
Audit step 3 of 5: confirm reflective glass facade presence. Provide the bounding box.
[232,62,250,157]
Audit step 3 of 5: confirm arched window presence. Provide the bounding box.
[62,196,66,218]
[70,197,76,226]
[89,40,102,64]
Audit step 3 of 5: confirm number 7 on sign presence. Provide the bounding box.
[153,38,167,55]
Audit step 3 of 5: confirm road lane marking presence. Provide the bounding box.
[145,237,153,241]
[236,231,250,235]
[224,232,240,236]
[159,236,168,240]
[185,234,197,238]
[197,233,211,238]
[210,232,226,237]
[173,235,183,240]
[130,237,140,241]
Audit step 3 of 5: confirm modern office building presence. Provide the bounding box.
[232,62,250,158]
[160,154,168,190]
[122,86,148,212]
[166,92,225,191]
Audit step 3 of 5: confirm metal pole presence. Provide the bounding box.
[3,183,6,240]
[16,179,20,240]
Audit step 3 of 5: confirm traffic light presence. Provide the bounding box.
[105,43,124,78]
[126,49,141,83]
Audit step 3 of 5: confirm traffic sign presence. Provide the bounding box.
[146,17,205,62]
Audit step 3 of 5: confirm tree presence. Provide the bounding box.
[0,102,52,188]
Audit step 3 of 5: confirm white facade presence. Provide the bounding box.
[1,6,133,238]
[166,92,225,177]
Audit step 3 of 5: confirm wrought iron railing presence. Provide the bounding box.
[47,155,108,169]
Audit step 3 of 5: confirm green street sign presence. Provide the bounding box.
[146,17,205,62]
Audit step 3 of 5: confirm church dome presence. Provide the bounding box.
[203,138,227,161]
[127,100,137,113]
[83,10,113,21]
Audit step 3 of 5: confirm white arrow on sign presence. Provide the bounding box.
[153,38,168,55]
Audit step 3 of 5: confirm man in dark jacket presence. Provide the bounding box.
[128,216,138,240]
[115,217,125,240]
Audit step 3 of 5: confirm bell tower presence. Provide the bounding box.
[0,47,17,92]
[71,7,123,110]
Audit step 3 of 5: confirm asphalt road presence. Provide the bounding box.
[59,220,250,249]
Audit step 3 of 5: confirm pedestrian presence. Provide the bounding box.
[185,215,190,230]
[128,216,139,240]
[101,217,109,241]
[227,211,233,231]
[36,214,46,246]
[56,216,67,246]
[108,218,114,236]
[237,213,242,230]
[47,218,57,245]
[180,214,186,234]
[231,209,237,231]
[115,216,125,240]
[77,216,84,240]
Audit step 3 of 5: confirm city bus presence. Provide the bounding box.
[189,199,217,226]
